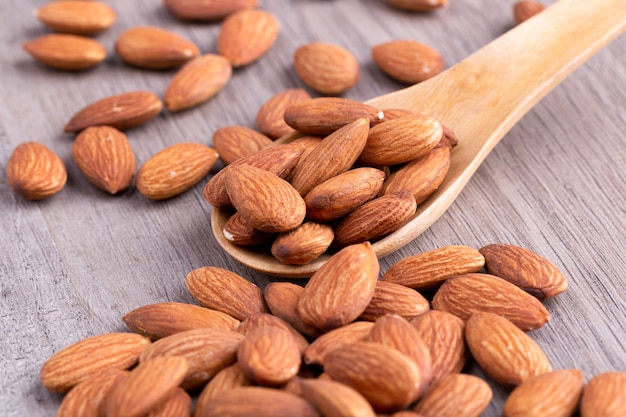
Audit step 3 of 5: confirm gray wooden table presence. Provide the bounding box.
[1,1,624,416]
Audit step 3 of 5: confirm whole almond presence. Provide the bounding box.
[304,167,386,222]
[412,373,492,417]
[163,0,258,21]
[6,142,67,200]
[148,387,191,417]
[106,356,188,417]
[297,242,379,331]
[502,369,584,417]
[290,118,370,196]
[56,369,128,417]
[360,281,430,322]
[513,1,546,25]
[115,26,199,69]
[372,40,445,84]
[271,222,334,265]
[382,245,485,290]
[217,9,280,67]
[299,378,377,417]
[432,273,550,331]
[40,332,150,393]
[165,54,233,111]
[122,302,240,340]
[465,312,552,389]
[333,191,417,248]
[223,211,275,246]
[479,243,568,299]
[64,91,163,132]
[238,312,309,354]
[304,321,374,365]
[136,142,218,200]
[385,0,448,12]
[35,1,116,35]
[580,372,626,417]
[263,282,322,339]
[294,42,360,95]
[194,364,252,417]
[72,126,135,194]
[358,115,442,166]
[23,34,106,70]
[256,88,312,139]
[213,125,272,165]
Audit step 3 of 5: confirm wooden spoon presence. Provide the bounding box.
[212,0,625,277]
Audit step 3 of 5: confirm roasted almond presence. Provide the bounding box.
[385,0,449,12]
[271,222,334,265]
[223,211,275,246]
[304,321,374,365]
[294,42,360,95]
[580,372,626,417]
[163,0,258,21]
[299,378,377,417]
[256,88,312,139]
[35,1,116,35]
[148,387,191,417]
[360,281,430,322]
[263,282,322,339]
[372,40,445,84]
[194,364,252,417]
[412,373,492,417]
[56,369,128,417]
[6,141,67,200]
[23,34,106,71]
[213,125,272,165]
[238,312,309,354]
[513,1,546,25]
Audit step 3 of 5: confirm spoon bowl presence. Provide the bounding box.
[212,0,625,277]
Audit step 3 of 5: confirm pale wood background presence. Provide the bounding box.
[1,0,624,416]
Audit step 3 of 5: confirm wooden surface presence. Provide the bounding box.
[1,0,624,415]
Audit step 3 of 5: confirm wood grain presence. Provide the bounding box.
[0,1,624,416]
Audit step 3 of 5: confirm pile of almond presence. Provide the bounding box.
[39,242,625,417]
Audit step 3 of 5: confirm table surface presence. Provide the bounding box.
[1,1,625,416]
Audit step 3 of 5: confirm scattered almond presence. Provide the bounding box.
[194,364,252,417]
[263,282,323,339]
[385,0,449,12]
[23,34,106,70]
[360,281,430,322]
[299,378,377,417]
[237,312,309,354]
[412,373,492,417]
[35,1,116,35]
[304,321,374,366]
[213,125,272,165]
[6,141,67,200]
[580,372,626,417]
[56,369,128,417]
[163,0,259,21]
[294,42,360,95]
[256,88,312,139]
[372,40,445,84]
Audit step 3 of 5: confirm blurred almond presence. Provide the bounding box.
[271,222,334,265]
[194,364,252,417]
[7,142,67,200]
[56,369,128,417]
[294,42,360,95]
[35,1,116,35]
[412,373,492,417]
[213,125,272,165]
[148,387,191,417]
[256,88,311,139]
[580,372,626,417]
[360,281,430,322]
[163,0,258,21]
[385,0,448,12]
[304,321,374,365]
[24,34,106,70]
[513,1,545,25]
[373,40,445,84]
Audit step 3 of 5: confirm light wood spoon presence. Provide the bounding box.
[212,0,625,277]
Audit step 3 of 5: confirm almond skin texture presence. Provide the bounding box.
[64,91,163,132]
[333,191,417,248]
[412,373,492,417]
[36,1,116,35]
[358,115,442,166]
[372,40,445,84]
[223,211,275,246]
[513,1,546,25]
[381,245,485,290]
[432,272,551,331]
[465,312,552,389]
[294,42,360,95]
[72,126,135,194]
[502,369,584,417]
[237,312,309,354]
[297,242,379,331]
[106,356,188,417]
[385,0,448,12]
[360,281,430,322]
[213,125,272,165]
[256,88,312,139]
[7,142,67,200]
[271,222,334,265]
[290,118,370,197]
[194,364,251,417]
[225,165,306,232]
[148,387,191,417]
[217,9,280,67]
[479,243,568,299]
[165,54,232,111]
[56,369,128,417]
[304,321,374,365]
[122,302,240,340]
[136,142,218,200]
[305,167,386,222]
[163,0,258,21]
[185,266,269,320]
[580,372,626,417]
[299,378,377,417]
[263,282,322,339]
[115,26,199,70]
[23,34,106,70]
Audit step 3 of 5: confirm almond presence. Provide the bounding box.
[381,245,485,290]
[290,118,370,196]
[513,1,545,25]
[358,115,442,166]
[299,378,377,417]
[263,282,322,339]
[194,364,251,417]
[163,0,258,21]
[64,91,163,132]
[71,126,135,194]
[223,211,275,246]
[256,88,312,139]
[304,321,374,365]
[479,243,568,299]
[412,373,492,417]
[294,42,360,95]
[35,1,116,35]
[465,312,552,389]
[217,9,280,67]
[502,369,584,417]
[238,312,309,354]
[304,167,386,222]
[106,356,188,417]
[56,369,128,417]
[148,387,191,417]
[40,332,150,393]
[332,191,417,248]
[122,302,240,340]
[6,142,67,200]
[185,266,269,320]
[271,222,334,265]
[385,0,449,12]
[136,142,218,200]
[297,242,379,331]
[580,372,626,417]
[164,54,233,111]
[432,273,551,331]
[115,26,199,69]
[23,34,106,70]
[360,281,430,322]
[372,40,445,84]
[213,125,272,165]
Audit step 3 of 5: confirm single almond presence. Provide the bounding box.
[256,88,312,139]
[148,387,191,417]
[580,372,626,417]
[56,369,128,417]
[372,40,445,84]
[360,281,430,322]
[304,321,374,366]
[271,222,334,265]
[6,141,67,200]
[64,91,163,132]
[72,126,135,194]
[136,142,218,200]
[23,34,106,70]
[385,0,449,12]
[412,373,492,417]
[299,378,377,417]
[213,125,272,165]
[263,282,322,339]
[238,312,309,354]
[163,0,258,21]
[223,211,275,246]
[165,54,233,111]
[194,364,252,417]
[513,1,546,25]
[217,9,280,67]
[294,42,360,95]
[35,1,116,35]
